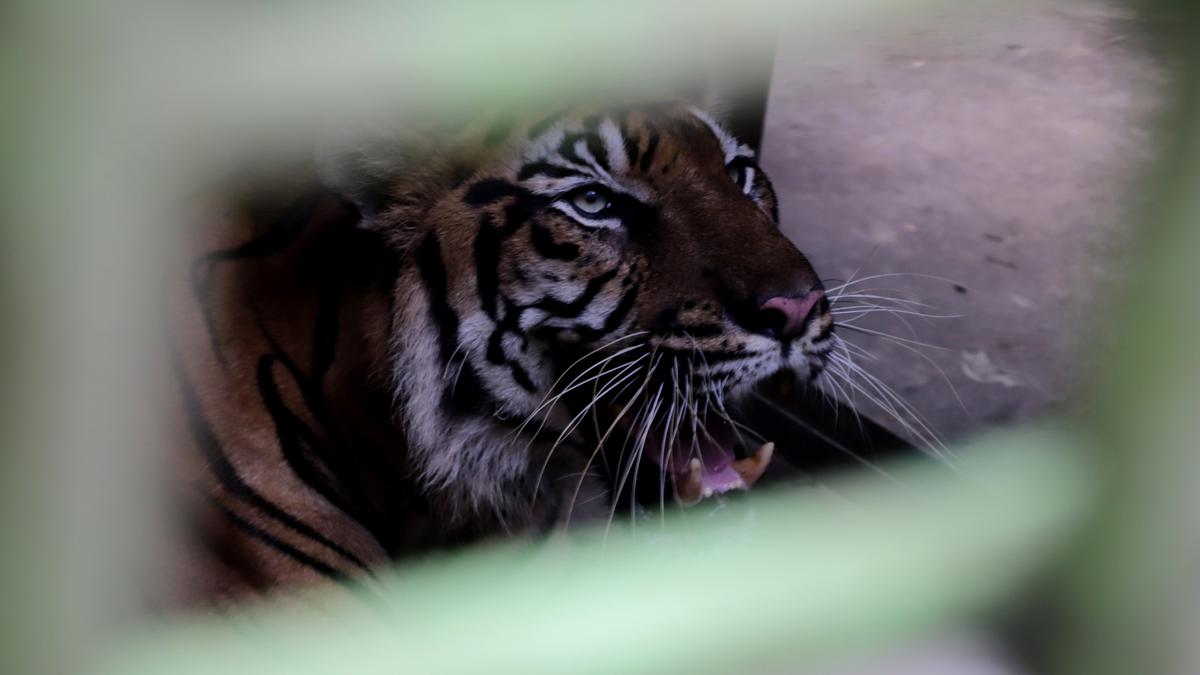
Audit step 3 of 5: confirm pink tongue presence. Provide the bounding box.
[649,433,740,490]
[697,461,744,494]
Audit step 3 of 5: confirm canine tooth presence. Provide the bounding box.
[732,441,774,487]
[674,458,705,506]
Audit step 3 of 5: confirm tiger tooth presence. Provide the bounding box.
[732,441,774,487]
[674,458,704,507]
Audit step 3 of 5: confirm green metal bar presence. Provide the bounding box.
[97,431,1091,675]
[1048,2,1200,673]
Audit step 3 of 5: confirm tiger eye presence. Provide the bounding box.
[572,188,610,215]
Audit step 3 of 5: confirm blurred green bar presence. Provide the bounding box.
[97,431,1091,675]
[1049,2,1200,673]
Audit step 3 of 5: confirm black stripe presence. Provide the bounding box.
[418,230,513,410]
[442,351,491,414]
[170,341,360,578]
[570,279,640,344]
[557,132,589,168]
[462,178,555,396]
[511,363,537,392]
[253,275,397,555]
[529,221,579,260]
[485,324,537,393]
[808,359,827,381]
[638,132,660,173]
[463,180,544,233]
[600,280,639,333]
[486,327,508,365]
[531,268,619,318]
[474,214,503,318]
[482,294,539,393]
[516,161,586,182]
[467,182,544,318]
[623,131,641,169]
[190,189,323,365]
[255,355,374,572]
[414,232,461,368]
[463,179,529,207]
[584,131,609,173]
[215,501,346,582]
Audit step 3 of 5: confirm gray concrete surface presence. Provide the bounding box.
[763,1,1163,445]
[758,3,1164,674]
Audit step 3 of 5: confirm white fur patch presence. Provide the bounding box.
[598,118,628,174]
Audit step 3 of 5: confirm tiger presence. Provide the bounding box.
[168,101,834,604]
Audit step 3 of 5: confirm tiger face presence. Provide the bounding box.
[326,103,833,520]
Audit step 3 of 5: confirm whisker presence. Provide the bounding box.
[833,304,961,321]
[829,350,958,468]
[821,357,870,440]
[830,361,927,448]
[839,333,968,416]
[825,272,965,296]
[831,291,941,310]
[549,358,646,450]
[835,305,924,342]
[606,383,665,538]
[448,349,473,399]
[538,359,644,509]
[749,390,904,484]
[521,351,643,455]
[515,349,647,481]
[440,343,466,380]
[513,340,648,438]
[565,351,661,528]
[838,323,952,352]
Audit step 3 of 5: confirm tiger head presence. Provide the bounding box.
[323,102,833,520]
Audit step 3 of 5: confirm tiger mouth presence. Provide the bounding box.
[594,360,805,507]
[629,414,775,506]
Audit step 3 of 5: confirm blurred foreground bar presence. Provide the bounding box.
[97,430,1090,675]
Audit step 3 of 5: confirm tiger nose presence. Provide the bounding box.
[758,289,826,341]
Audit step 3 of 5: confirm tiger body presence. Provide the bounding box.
[171,103,833,603]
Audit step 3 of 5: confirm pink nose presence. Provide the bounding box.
[758,289,825,341]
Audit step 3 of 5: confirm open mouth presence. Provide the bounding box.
[634,414,775,506]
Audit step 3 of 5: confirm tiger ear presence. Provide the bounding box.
[675,82,735,126]
[315,135,410,224]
